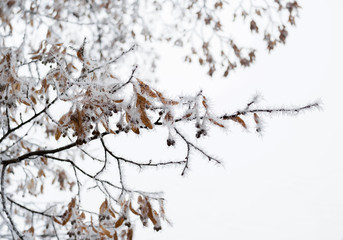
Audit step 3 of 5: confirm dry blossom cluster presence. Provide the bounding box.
[0,0,318,239]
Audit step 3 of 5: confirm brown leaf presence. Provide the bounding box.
[53,217,62,225]
[30,95,37,105]
[27,179,35,191]
[202,97,208,108]
[60,198,76,225]
[136,93,152,107]
[58,113,69,125]
[138,196,144,204]
[30,55,41,60]
[109,208,116,218]
[156,91,178,105]
[113,231,118,240]
[250,20,259,33]
[68,198,76,210]
[99,199,108,215]
[80,212,86,220]
[61,212,72,225]
[129,202,139,215]
[137,79,157,98]
[182,112,193,119]
[37,168,46,178]
[91,216,98,233]
[77,49,84,61]
[138,106,153,129]
[131,126,140,134]
[115,216,125,228]
[127,228,133,240]
[13,82,21,92]
[209,118,224,128]
[254,113,260,124]
[125,112,131,124]
[41,78,48,92]
[101,120,111,133]
[126,112,140,134]
[40,157,48,165]
[164,111,174,123]
[231,116,247,129]
[146,200,157,226]
[6,166,14,174]
[22,100,31,106]
[100,224,112,238]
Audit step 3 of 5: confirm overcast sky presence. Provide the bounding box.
[129,1,343,239]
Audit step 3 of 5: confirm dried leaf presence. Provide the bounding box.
[136,93,152,106]
[254,113,260,124]
[30,55,41,60]
[146,200,157,225]
[6,166,14,174]
[91,216,98,233]
[182,112,193,119]
[99,199,108,215]
[80,212,86,220]
[125,112,131,124]
[138,106,153,129]
[37,168,46,178]
[129,202,139,215]
[77,50,84,61]
[202,100,208,108]
[100,224,112,238]
[156,91,178,105]
[109,208,116,218]
[209,118,224,128]
[41,78,48,92]
[40,157,48,165]
[101,120,111,132]
[115,216,125,228]
[131,126,140,134]
[231,116,247,129]
[55,129,61,140]
[13,82,21,91]
[62,210,72,225]
[113,231,118,240]
[202,96,208,108]
[127,228,133,240]
[164,111,174,123]
[27,179,35,191]
[22,100,31,106]
[30,95,37,105]
[137,79,157,98]
[58,113,69,125]
[53,217,62,225]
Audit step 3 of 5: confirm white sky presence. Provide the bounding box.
[131,0,343,239]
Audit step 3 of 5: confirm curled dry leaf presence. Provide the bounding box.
[164,111,174,123]
[99,199,108,215]
[91,216,98,233]
[100,224,112,238]
[209,118,225,128]
[254,113,260,124]
[137,79,157,98]
[129,202,140,216]
[156,91,179,105]
[115,216,125,228]
[231,116,247,129]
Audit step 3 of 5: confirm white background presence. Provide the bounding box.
[131,0,343,239]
